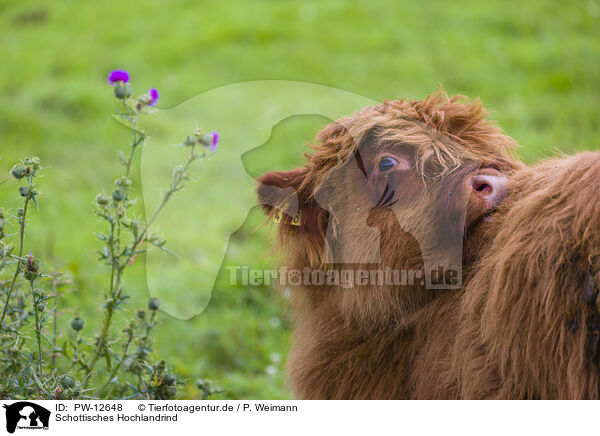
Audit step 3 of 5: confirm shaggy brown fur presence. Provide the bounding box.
[405,152,600,399]
[256,92,525,399]
[453,152,600,399]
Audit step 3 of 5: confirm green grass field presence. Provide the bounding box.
[0,0,598,399]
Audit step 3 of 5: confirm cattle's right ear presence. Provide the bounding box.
[256,167,308,220]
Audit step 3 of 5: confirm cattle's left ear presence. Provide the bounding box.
[256,167,307,220]
[256,167,324,236]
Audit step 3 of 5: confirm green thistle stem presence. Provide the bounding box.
[0,175,32,329]
[30,278,43,389]
[128,144,198,265]
[84,111,140,387]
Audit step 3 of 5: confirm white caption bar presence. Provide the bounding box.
[0,400,592,436]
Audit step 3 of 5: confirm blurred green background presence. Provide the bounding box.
[0,0,598,399]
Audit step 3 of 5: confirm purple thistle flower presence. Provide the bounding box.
[147,88,160,106]
[107,69,130,85]
[210,131,219,151]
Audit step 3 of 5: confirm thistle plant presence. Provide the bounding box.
[0,69,219,399]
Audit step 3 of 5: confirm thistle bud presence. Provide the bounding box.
[115,177,131,188]
[10,165,26,180]
[196,378,211,390]
[19,186,30,198]
[139,88,159,107]
[199,133,213,146]
[31,157,41,170]
[112,190,124,202]
[17,208,24,217]
[70,317,85,332]
[96,193,109,206]
[58,374,76,390]
[184,136,196,147]
[148,297,160,311]
[22,252,40,281]
[137,309,146,319]
[123,322,134,337]
[36,299,46,312]
[163,374,176,386]
[114,82,132,99]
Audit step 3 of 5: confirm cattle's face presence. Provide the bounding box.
[361,143,507,228]
[257,96,522,327]
[312,140,509,279]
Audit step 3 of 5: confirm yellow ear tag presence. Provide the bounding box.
[272,209,301,226]
[290,211,301,226]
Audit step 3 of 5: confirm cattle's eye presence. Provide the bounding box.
[378,157,398,172]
